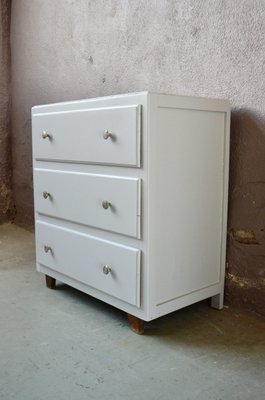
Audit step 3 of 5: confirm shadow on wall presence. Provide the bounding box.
[0,0,15,224]
[226,110,265,316]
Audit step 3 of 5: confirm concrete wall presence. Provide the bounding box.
[10,0,265,314]
[0,0,13,223]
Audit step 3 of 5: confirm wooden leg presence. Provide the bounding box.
[45,275,56,289]
[127,313,145,334]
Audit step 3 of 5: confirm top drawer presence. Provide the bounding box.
[32,105,141,167]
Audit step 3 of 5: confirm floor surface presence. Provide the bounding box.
[0,223,264,400]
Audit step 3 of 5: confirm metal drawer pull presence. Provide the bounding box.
[103,130,113,140]
[102,200,111,210]
[44,245,52,253]
[42,131,52,140]
[43,191,51,199]
[103,265,111,275]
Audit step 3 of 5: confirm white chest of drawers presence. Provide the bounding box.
[32,92,230,333]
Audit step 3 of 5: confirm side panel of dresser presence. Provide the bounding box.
[147,94,230,319]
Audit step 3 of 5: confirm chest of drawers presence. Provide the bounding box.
[32,92,230,334]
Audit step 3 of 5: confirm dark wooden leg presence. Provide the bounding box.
[45,275,56,289]
[127,313,145,334]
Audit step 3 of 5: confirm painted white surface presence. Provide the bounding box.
[151,107,226,305]
[36,221,141,307]
[32,92,230,321]
[34,169,141,238]
[32,104,141,167]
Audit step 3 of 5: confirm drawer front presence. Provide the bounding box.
[32,105,141,167]
[34,169,141,238]
[36,222,141,307]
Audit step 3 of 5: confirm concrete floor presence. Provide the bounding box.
[0,224,265,400]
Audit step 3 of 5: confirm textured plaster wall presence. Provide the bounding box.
[0,0,13,223]
[10,0,265,314]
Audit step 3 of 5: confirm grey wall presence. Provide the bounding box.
[0,0,13,223]
[10,0,265,314]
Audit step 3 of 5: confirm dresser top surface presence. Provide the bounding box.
[32,91,230,115]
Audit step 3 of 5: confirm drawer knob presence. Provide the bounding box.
[43,191,51,199]
[44,245,52,253]
[42,131,52,140]
[102,200,111,210]
[103,130,113,140]
[103,265,111,275]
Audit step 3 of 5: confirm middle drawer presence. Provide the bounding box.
[34,169,141,238]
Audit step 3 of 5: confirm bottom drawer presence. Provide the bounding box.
[36,222,141,307]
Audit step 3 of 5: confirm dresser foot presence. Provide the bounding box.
[211,293,224,310]
[127,314,145,334]
[45,275,56,289]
